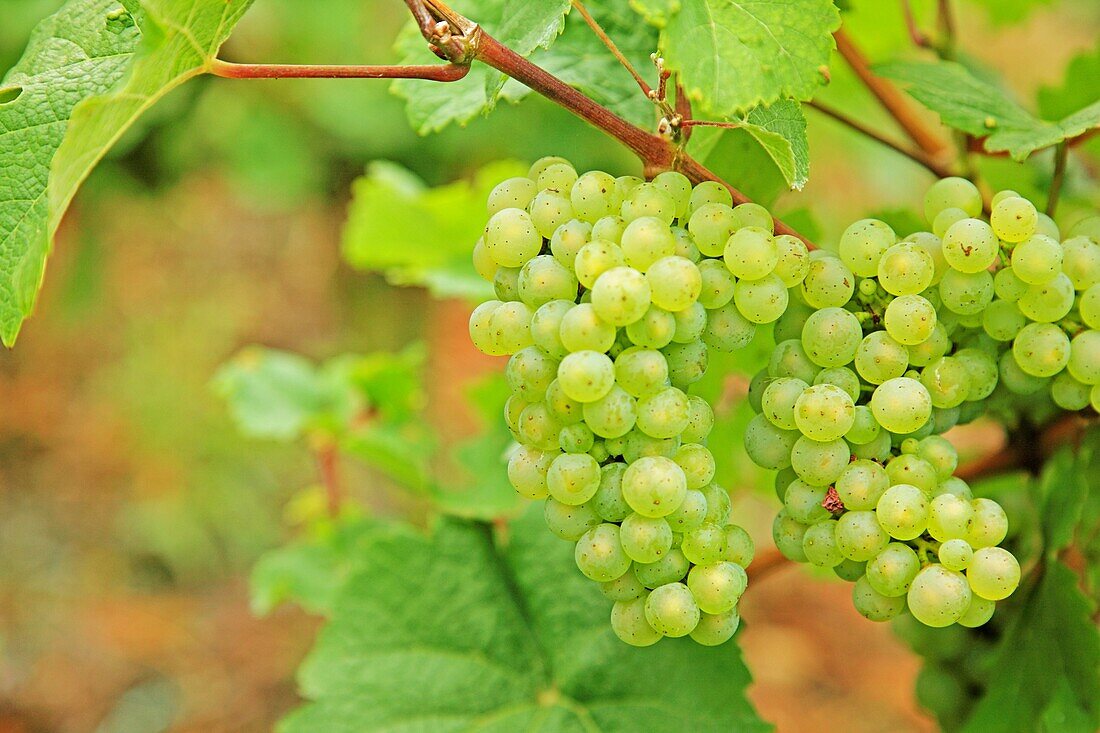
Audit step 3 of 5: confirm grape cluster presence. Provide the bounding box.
[467,157,792,646]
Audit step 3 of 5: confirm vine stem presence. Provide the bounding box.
[900,0,931,48]
[570,0,652,97]
[314,441,343,517]
[209,58,470,81]
[1047,142,1069,216]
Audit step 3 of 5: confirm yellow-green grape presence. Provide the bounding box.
[1017,273,1075,322]
[734,202,774,232]
[666,489,708,532]
[557,350,615,402]
[773,509,810,562]
[920,356,971,409]
[536,161,578,192]
[575,523,632,581]
[967,547,1021,601]
[733,273,789,324]
[621,182,676,224]
[783,479,830,524]
[927,492,973,541]
[651,171,692,220]
[870,377,933,434]
[846,405,883,446]
[908,231,949,284]
[671,302,707,344]
[574,240,625,288]
[681,522,729,565]
[932,207,968,239]
[600,567,646,602]
[570,170,617,222]
[836,459,890,510]
[989,195,1038,242]
[722,524,755,566]
[507,445,554,499]
[488,176,538,216]
[687,561,747,614]
[884,454,939,496]
[835,510,890,561]
[855,331,910,385]
[957,596,995,628]
[611,596,662,646]
[583,385,638,439]
[647,255,702,311]
[590,266,652,326]
[674,443,716,490]
[688,203,738,256]
[592,463,630,521]
[761,377,809,431]
[644,582,701,637]
[939,269,994,315]
[1083,285,1100,329]
[866,543,921,597]
[876,483,929,541]
[907,323,951,368]
[839,218,896,276]
[549,219,592,267]
[1012,323,1071,377]
[801,256,857,308]
[622,455,688,518]
[621,216,676,272]
[938,538,974,571]
[636,386,690,439]
[981,299,1026,341]
[724,226,779,279]
[543,497,601,541]
[529,189,575,238]
[793,384,855,441]
[954,348,999,401]
[469,300,504,356]
[1052,372,1092,410]
[774,235,811,286]
[634,549,690,588]
[547,452,601,505]
[854,575,907,622]
[907,565,972,627]
[878,242,935,295]
[924,177,982,222]
[802,520,843,567]
[690,610,741,646]
[545,378,584,424]
[1010,234,1063,284]
[1061,236,1100,290]
[814,366,861,402]
[625,304,676,349]
[614,347,669,398]
[801,306,863,368]
[1067,330,1100,385]
[620,513,674,563]
[697,258,736,308]
[967,498,1009,548]
[885,294,938,346]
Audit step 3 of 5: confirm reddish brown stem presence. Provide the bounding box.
[680,119,741,129]
[956,413,1094,482]
[747,548,790,582]
[571,0,652,97]
[1047,142,1069,216]
[209,59,469,81]
[833,28,949,157]
[315,442,343,517]
[900,0,931,48]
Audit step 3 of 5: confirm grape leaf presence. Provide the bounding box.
[342,160,526,301]
[280,508,768,732]
[630,0,680,27]
[658,0,839,117]
[961,560,1100,733]
[877,60,1100,160]
[686,127,788,206]
[1032,446,1089,555]
[391,0,571,133]
[740,100,810,190]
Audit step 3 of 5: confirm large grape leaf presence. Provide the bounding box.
[658,0,839,117]
[280,508,769,732]
[0,0,255,346]
[877,60,1100,160]
[739,100,810,190]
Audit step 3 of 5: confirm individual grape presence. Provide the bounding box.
[1017,273,1074,323]
[801,307,863,368]
[611,596,663,647]
[544,498,601,541]
[1069,214,1100,241]
[1067,330,1100,385]
[681,522,729,565]
[507,445,555,499]
[621,182,676,224]
[1035,212,1061,239]
[687,203,738,257]
[932,207,968,239]
[1082,285,1100,329]
[942,218,999,273]
[574,240,625,288]
[990,195,1037,242]
[794,384,855,441]
[885,454,938,496]
[635,386,690,439]
[484,207,542,267]
[529,189,575,238]
[967,498,1009,548]
[836,459,890,510]
[613,347,668,398]
[993,266,1029,302]
[670,302,708,344]
[697,259,736,309]
[733,202,774,231]
[855,331,910,385]
[967,547,1021,601]
[907,565,972,627]
[846,405,883,446]
[917,435,959,480]
[545,378,584,424]
[645,582,700,637]
[537,162,578,193]
[836,510,890,561]
[700,303,754,352]
[625,304,676,349]
[558,303,614,353]
[1011,234,1062,284]
[488,177,538,215]
[803,520,843,567]
[469,300,505,356]
[871,377,933,434]
[733,273,789,324]
[954,348,999,401]
[761,377,809,431]
[723,227,778,280]
[1052,372,1092,410]
[908,323,951,368]
[924,177,982,222]
[801,256,857,308]
[815,366,861,402]
[489,301,536,354]
[493,266,520,300]
[645,256,702,312]
[683,396,715,444]
[876,483,929,540]
[774,235,811,286]
[722,525,755,566]
[783,480,830,524]
[530,300,573,358]
[600,567,646,602]
[621,216,676,272]
[518,255,578,308]
[957,596,995,628]
[652,171,692,220]
[687,562,747,614]
[620,513,674,563]
[592,463,631,521]
[770,338,822,383]
[981,299,1026,341]
[622,456,688,517]
[575,523,632,581]
[590,266,652,326]
[999,350,1048,395]
[920,356,971,409]
[560,421,595,453]
[518,402,563,450]
[834,559,868,582]
[690,610,741,646]
[472,237,499,281]
[773,509,810,562]
[866,543,921,597]
[666,489,708,532]
[557,350,615,402]
[1012,322,1071,377]
[635,549,691,588]
[547,452,602,505]
[790,436,851,486]
[773,300,813,343]
[528,156,571,180]
[570,170,617,222]
[879,242,935,295]
[938,538,974,571]
[662,340,708,387]
[674,444,716,490]
[884,294,938,346]
[583,385,637,439]
[1061,236,1100,290]
[689,181,733,212]
[939,269,994,315]
[839,218,896,276]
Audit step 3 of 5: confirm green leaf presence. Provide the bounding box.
[342,160,527,301]
[877,60,1099,160]
[962,560,1100,733]
[280,509,768,732]
[630,0,680,27]
[1033,446,1088,555]
[659,0,839,117]
[740,100,810,190]
[686,127,788,206]
[391,0,571,133]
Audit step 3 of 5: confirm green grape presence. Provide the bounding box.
[724,226,779,279]
[932,207,968,239]
[836,510,890,561]
[529,189,575,238]
[747,368,769,414]
[670,302,707,344]
[722,525,755,566]
[518,402,563,450]
[772,300,813,343]
[634,549,690,589]
[504,394,529,439]
[506,346,559,401]
[528,156,570,180]
[484,207,542,267]
[939,269,994,315]
[876,484,929,540]
[839,218,896,276]
[575,523,632,581]
[991,189,1021,208]
[999,350,1048,395]
[697,259,736,308]
[783,480,830,524]
[663,340,709,388]
[1035,212,1061,239]
[574,240,624,288]
[920,356,971,409]
[645,582,700,637]
[836,459,890,510]
[674,444,716,490]
[620,513,674,563]
[733,273,789,324]
[834,559,867,582]
[635,386,690,439]
[772,509,810,562]
[790,435,851,485]
[942,218,999,273]
[690,610,741,646]
[931,406,961,434]
[611,595,663,646]
[570,170,617,222]
[487,176,538,215]
[770,338,823,383]
[846,405,883,446]
[666,489,708,532]
[621,216,676,272]
[884,294,937,346]
[907,323,951,368]
[907,565,972,627]
[957,596,995,628]
[625,304,676,349]
[537,162,578,192]
[981,299,1025,341]
[774,235,811,286]
[871,377,933,434]
[592,463,630,521]
[993,266,1029,302]
[687,561,747,614]
[879,242,935,295]
[1069,214,1100,241]
[614,175,643,206]
[954,348,999,400]
[681,522,728,565]
[507,445,554,499]
[689,181,733,212]
[1012,322,1071,377]
[583,385,638,439]
[472,237,499,281]
[591,266,652,326]
[557,350,615,402]
[803,520,843,567]
[469,300,505,356]
[1061,236,1100,290]
[547,452,601,505]
[990,195,1037,242]
[645,256,702,312]
[908,231,949,284]
[801,256,857,308]
[545,378,584,424]
[652,171,692,220]
[734,202,774,232]
[967,547,1020,600]
[814,366,861,402]
[601,566,646,602]
[916,435,958,480]
[622,455,688,517]
[1052,372,1092,410]
[687,203,738,257]
[1010,234,1062,284]
[801,307,863,368]
[695,484,727,527]
[1082,285,1100,329]
[938,538,973,571]
[489,301,536,354]
[544,498,601,541]
[549,219,593,268]
[493,266,521,301]
[592,215,627,245]
[559,303,615,353]
[530,300,573,358]
[614,347,668,398]
[866,543,921,597]
[794,384,855,441]
[621,182,676,224]
[1017,273,1075,323]
[761,377,808,430]
[924,177,982,222]
[1067,330,1100,385]
[855,331,910,385]
[967,498,1009,548]
[700,303,753,352]
[1094,384,1100,411]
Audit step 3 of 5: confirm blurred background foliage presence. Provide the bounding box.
[0,0,1097,731]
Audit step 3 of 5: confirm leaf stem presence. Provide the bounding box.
[832,28,949,158]
[1047,142,1069,216]
[807,100,954,178]
[570,0,653,98]
[900,0,931,48]
[936,0,958,61]
[314,440,343,517]
[209,59,470,81]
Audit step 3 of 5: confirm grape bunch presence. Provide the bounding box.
[467,156,795,646]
